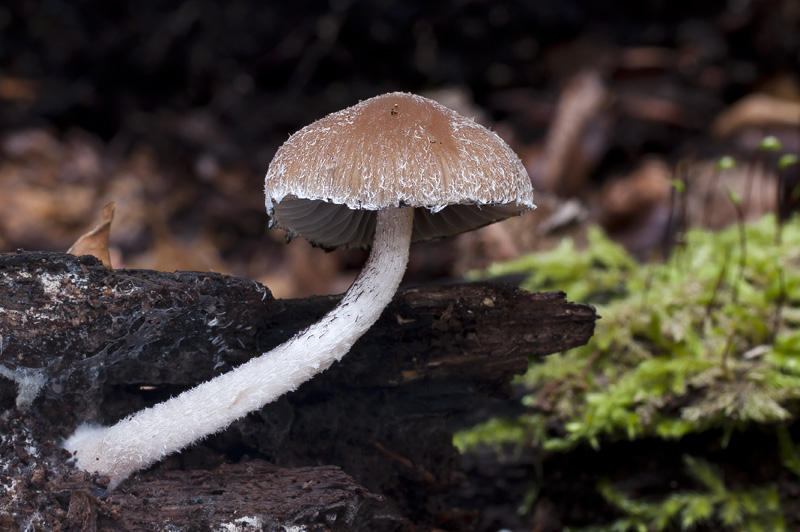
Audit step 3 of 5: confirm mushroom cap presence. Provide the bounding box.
[265,91,535,249]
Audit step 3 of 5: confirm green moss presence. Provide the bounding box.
[457,213,800,530]
[464,214,800,450]
[569,456,784,532]
[453,414,549,454]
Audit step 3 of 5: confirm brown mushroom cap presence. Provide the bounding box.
[265,91,535,249]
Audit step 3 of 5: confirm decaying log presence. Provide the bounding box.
[0,251,597,531]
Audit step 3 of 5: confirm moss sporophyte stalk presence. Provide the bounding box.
[457,213,800,532]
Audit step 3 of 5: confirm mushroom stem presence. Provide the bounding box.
[64,207,415,489]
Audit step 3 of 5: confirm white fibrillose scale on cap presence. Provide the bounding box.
[64,92,535,489]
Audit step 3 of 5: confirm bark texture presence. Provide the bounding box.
[0,251,597,531]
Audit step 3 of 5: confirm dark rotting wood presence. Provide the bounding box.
[0,251,597,531]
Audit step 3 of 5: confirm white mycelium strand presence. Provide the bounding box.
[64,207,415,489]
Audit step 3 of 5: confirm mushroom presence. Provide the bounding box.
[64,92,535,489]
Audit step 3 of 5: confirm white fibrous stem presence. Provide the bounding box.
[64,207,415,489]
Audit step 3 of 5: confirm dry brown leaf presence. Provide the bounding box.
[540,70,609,195]
[0,78,38,101]
[683,159,777,229]
[712,93,800,138]
[601,158,672,220]
[67,201,115,268]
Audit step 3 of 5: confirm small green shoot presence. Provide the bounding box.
[725,188,746,303]
[759,135,782,152]
[777,154,797,171]
[704,155,737,228]
[716,155,737,171]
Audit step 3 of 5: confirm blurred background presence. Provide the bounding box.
[0,0,798,296]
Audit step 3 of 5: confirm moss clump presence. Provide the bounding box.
[456,214,800,530]
[573,456,784,532]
